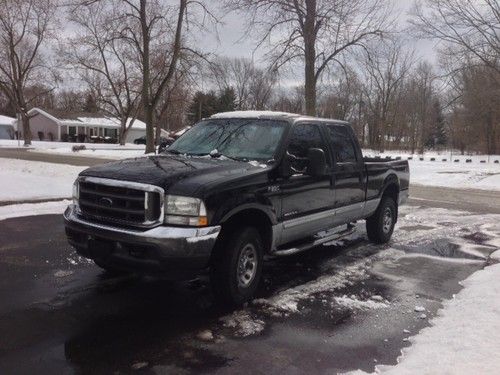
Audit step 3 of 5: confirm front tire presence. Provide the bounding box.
[210,226,263,306]
[366,196,397,244]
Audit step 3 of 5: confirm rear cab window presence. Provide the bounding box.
[325,125,358,163]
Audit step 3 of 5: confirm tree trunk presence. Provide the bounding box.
[304,0,317,116]
[141,0,155,154]
[119,119,127,146]
[21,112,31,146]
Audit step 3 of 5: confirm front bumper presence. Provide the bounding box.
[63,204,221,277]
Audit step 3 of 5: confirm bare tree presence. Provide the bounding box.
[359,39,415,151]
[0,0,59,145]
[65,0,142,145]
[118,0,216,153]
[411,0,500,76]
[225,0,394,116]
[211,57,277,110]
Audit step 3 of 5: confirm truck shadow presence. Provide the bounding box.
[61,236,372,373]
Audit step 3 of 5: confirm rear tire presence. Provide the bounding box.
[366,196,397,244]
[210,226,263,306]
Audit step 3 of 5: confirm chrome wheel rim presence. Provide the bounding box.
[237,243,258,288]
[382,207,393,234]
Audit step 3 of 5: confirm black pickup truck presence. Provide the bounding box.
[64,111,409,304]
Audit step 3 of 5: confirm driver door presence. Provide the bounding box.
[278,123,335,244]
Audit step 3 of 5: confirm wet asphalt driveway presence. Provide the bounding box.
[1,203,499,375]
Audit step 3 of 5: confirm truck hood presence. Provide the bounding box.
[79,155,272,196]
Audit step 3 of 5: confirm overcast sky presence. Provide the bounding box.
[197,0,437,66]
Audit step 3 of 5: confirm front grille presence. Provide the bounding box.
[78,178,163,227]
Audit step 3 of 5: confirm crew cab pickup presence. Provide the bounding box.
[64,111,409,304]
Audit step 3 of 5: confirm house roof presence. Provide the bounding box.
[28,108,146,130]
[0,114,16,126]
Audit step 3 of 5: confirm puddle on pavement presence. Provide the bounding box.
[462,231,493,244]
[399,225,434,231]
[394,238,484,260]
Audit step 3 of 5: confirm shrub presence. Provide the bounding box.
[72,145,86,152]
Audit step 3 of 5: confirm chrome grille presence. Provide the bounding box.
[77,177,164,228]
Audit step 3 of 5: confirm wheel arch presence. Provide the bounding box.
[218,206,274,254]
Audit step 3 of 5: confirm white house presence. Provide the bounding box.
[23,108,147,143]
[0,114,15,139]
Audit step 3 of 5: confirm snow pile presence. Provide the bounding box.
[254,248,402,314]
[0,158,85,201]
[220,311,265,337]
[333,295,390,311]
[374,263,500,374]
[0,200,71,221]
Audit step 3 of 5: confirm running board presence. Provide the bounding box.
[273,225,356,257]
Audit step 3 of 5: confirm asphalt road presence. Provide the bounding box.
[1,202,499,374]
[0,148,114,166]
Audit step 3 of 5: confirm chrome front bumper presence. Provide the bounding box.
[63,204,221,276]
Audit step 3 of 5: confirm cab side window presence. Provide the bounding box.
[326,125,357,163]
[287,124,331,171]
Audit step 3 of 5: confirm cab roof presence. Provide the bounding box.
[209,110,350,126]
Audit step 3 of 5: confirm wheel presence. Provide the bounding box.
[210,226,263,306]
[94,259,129,275]
[366,196,397,244]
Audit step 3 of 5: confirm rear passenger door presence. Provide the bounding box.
[325,125,366,224]
[279,123,335,244]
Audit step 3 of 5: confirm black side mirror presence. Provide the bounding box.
[158,141,169,154]
[306,148,326,176]
[279,152,293,178]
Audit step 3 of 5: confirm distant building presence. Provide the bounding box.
[22,108,147,143]
[0,115,16,140]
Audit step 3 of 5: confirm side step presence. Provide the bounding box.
[273,224,356,257]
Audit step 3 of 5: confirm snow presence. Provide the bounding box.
[0,200,70,221]
[254,248,403,315]
[363,149,500,191]
[0,114,15,125]
[210,110,300,119]
[0,139,146,159]
[334,295,390,310]
[220,311,265,337]
[0,159,85,201]
[369,263,500,375]
[491,251,500,263]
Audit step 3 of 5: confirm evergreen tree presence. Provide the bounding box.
[217,87,237,113]
[83,92,98,113]
[187,91,218,124]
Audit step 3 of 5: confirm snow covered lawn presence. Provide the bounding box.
[373,259,500,375]
[363,150,500,191]
[0,200,71,221]
[0,139,145,160]
[410,160,500,191]
[0,158,86,202]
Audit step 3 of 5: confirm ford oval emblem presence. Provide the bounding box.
[99,197,113,207]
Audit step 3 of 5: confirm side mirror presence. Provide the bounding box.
[278,152,293,178]
[158,141,169,154]
[306,148,326,176]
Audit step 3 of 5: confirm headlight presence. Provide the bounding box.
[72,180,79,204]
[164,195,207,226]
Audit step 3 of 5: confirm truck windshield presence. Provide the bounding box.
[167,119,287,161]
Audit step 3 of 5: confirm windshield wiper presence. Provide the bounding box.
[207,149,246,162]
[165,149,182,155]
